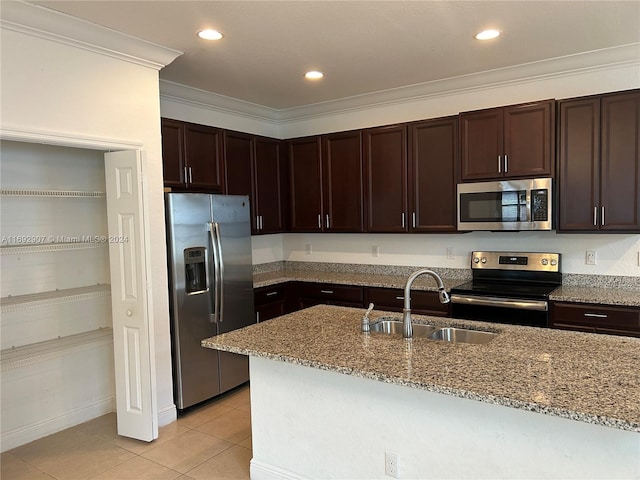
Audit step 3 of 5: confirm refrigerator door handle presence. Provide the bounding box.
[208,223,221,323]
[213,221,225,323]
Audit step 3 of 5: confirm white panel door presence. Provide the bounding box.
[104,150,157,441]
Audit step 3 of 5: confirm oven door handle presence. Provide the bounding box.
[450,294,548,311]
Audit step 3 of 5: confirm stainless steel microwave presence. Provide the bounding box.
[457,178,553,231]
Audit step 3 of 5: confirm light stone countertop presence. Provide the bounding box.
[253,270,467,292]
[254,268,640,307]
[203,304,640,432]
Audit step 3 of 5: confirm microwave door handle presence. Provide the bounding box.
[213,222,225,323]
[208,223,220,323]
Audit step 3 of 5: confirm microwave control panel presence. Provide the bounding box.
[531,189,549,221]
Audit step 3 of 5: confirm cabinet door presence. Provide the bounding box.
[322,131,364,232]
[409,117,458,232]
[557,98,601,231]
[503,100,554,178]
[600,90,640,231]
[224,131,256,229]
[364,124,408,232]
[184,123,224,191]
[161,118,186,188]
[289,137,323,232]
[255,137,285,234]
[459,108,503,181]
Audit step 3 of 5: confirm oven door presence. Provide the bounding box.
[450,293,549,327]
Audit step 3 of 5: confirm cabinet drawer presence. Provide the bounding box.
[254,285,285,305]
[367,287,449,317]
[297,283,364,304]
[551,302,640,336]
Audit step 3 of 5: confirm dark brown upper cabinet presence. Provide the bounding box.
[364,124,409,232]
[288,133,364,232]
[459,99,555,181]
[288,136,323,232]
[224,131,285,234]
[322,131,364,232]
[408,116,459,232]
[254,137,286,234]
[161,118,225,192]
[558,89,640,232]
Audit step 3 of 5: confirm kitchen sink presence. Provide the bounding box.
[369,319,497,344]
[369,319,438,338]
[428,327,497,345]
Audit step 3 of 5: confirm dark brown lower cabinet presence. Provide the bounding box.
[367,287,450,317]
[293,282,365,310]
[550,302,640,337]
[254,285,289,323]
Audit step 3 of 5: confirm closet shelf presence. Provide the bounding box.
[1,328,113,372]
[1,241,108,254]
[1,284,111,313]
[0,188,105,198]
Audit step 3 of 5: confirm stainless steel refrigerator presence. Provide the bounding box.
[165,193,254,410]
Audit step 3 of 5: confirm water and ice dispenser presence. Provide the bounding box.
[184,247,207,294]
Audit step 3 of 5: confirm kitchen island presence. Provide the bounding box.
[203,305,640,479]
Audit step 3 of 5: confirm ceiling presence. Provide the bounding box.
[30,1,640,110]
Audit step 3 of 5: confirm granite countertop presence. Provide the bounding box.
[253,270,468,292]
[549,285,640,307]
[203,304,640,432]
[254,267,640,307]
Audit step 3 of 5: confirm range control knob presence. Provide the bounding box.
[541,258,549,266]
[550,259,558,266]
[481,257,487,264]
[473,257,480,264]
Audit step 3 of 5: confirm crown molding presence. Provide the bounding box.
[159,80,280,124]
[0,1,182,70]
[276,43,640,123]
[160,43,638,127]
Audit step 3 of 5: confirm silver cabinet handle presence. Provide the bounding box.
[395,296,405,300]
[183,167,188,184]
[317,214,321,229]
[412,212,416,229]
[326,214,330,229]
[256,312,260,323]
[320,290,334,294]
[601,206,605,226]
[260,215,264,230]
[266,291,278,297]
[584,312,608,318]
[188,166,193,184]
[401,213,406,228]
[498,155,502,174]
[504,155,508,173]
[593,206,597,226]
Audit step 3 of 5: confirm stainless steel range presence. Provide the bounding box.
[450,251,562,328]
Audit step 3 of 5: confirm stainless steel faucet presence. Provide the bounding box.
[402,269,450,338]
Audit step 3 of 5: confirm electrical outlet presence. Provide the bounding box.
[372,245,380,257]
[385,452,399,478]
[586,250,596,265]
[446,247,454,260]
[305,243,312,255]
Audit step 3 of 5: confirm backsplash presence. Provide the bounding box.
[253,261,639,290]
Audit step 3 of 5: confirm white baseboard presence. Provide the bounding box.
[250,459,308,480]
[157,403,177,428]
[0,396,115,453]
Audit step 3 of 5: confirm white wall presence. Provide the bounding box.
[1,5,179,436]
[165,56,640,278]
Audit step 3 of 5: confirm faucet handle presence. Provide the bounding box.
[362,303,374,333]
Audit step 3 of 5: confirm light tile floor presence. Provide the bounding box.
[2,384,252,480]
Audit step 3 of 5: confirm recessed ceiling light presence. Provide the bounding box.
[305,71,324,80]
[475,29,501,40]
[197,29,223,41]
